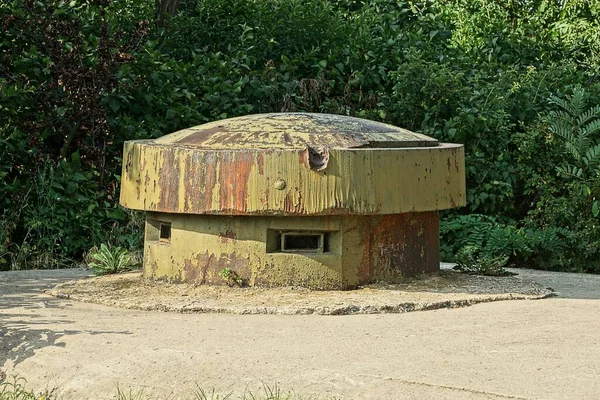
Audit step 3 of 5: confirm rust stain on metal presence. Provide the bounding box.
[359,219,372,283]
[259,187,270,208]
[219,229,237,242]
[175,126,226,146]
[218,151,254,213]
[135,180,141,201]
[125,147,134,172]
[360,213,439,282]
[371,212,439,279]
[157,149,179,211]
[283,190,304,214]
[183,154,193,212]
[183,251,214,284]
[182,152,218,213]
[450,197,457,208]
[182,251,251,286]
[256,152,264,176]
[122,143,465,215]
[298,148,310,168]
[202,153,217,213]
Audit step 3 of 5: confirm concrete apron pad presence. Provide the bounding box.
[47,270,554,315]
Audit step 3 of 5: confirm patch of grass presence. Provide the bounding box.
[0,375,57,400]
[116,385,150,400]
[242,384,293,400]
[192,386,233,400]
[0,376,338,400]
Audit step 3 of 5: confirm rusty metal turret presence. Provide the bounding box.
[120,113,465,289]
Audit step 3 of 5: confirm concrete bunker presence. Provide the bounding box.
[119,113,466,289]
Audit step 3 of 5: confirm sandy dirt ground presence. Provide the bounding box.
[1,267,600,399]
[47,269,552,315]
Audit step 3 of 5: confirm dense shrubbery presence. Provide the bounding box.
[1,0,599,272]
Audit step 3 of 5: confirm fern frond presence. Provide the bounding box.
[549,85,589,118]
[575,134,593,160]
[466,225,487,249]
[564,142,581,160]
[576,104,600,127]
[548,95,575,115]
[548,110,575,127]
[556,164,584,180]
[569,85,587,117]
[552,125,575,141]
[581,118,600,137]
[583,143,600,168]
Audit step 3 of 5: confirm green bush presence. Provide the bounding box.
[440,214,576,271]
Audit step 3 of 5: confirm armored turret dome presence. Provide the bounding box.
[153,113,438,150]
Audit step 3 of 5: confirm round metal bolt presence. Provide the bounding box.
[274,179,287,190]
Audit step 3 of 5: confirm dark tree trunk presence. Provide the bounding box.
[156,0,180,26]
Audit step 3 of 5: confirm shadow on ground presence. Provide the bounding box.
[0,269,132,370]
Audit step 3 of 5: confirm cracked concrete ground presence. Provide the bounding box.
[1,267,600,399]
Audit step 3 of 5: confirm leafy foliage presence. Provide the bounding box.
[1,0,600,272]
[219,268,244,287]
[548,86,600,205]
[452,246,514,277]
[440,214,577,272]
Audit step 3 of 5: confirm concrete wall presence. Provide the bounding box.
[144,211,439,289]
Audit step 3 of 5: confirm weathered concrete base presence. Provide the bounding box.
[48,270,553,315]
[143,212,439,289]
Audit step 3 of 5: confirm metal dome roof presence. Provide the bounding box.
[152,113,438,150]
